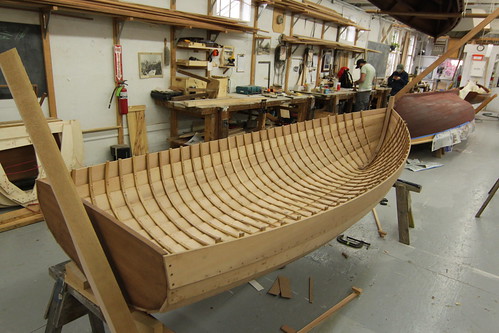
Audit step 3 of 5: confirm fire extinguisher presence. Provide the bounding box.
[108,80,128,115]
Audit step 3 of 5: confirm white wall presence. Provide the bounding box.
[0,0,383,166]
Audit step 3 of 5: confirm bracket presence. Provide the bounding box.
[339,26,347,36]
[324,24,331,34]
[292,15,301,28]
[41,9,51,38]
[291,44,300,55]
[116,19,126,42]
[257,3,267,20]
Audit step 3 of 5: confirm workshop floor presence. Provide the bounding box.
[1,111,498,333]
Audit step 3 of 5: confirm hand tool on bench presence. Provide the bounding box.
[177,68,220,98]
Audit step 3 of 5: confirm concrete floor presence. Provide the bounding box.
[1,111,498,333]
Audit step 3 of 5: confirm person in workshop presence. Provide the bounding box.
[353,59,376,112]
[387,64,409,96]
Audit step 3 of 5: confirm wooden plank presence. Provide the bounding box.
[0,207,44,232]
[296,287,362,333]
[278,275,292,299]
[40,11,57,118]
[267,277,280,296]
[280,325,298,333]
[395,8,499,99]
[475,178,499,218]
[308,277,314,304]
[395,183,410,245]
[127,105,149,156]
[0,48,138,333]
[474,93,497,114]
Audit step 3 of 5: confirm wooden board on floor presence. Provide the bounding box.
[127,105,149,156]
[0,207,43,232]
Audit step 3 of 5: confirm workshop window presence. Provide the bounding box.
[339,26,356,43]
[405,35,416,74]
[215,0,251,22]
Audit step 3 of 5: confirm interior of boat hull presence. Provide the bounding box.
[37,108,410,312]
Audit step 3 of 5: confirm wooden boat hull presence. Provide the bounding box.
[0,119,83,207]
[38,109,410,313]
[394,90,475,139]
[366,0,463,38]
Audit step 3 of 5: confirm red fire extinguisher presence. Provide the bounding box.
[108,80,128,115]
[117,84,128,115]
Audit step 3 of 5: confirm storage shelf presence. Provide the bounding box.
[177,45,219,51]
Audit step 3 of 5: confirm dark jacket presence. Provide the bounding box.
[387,70,409,96]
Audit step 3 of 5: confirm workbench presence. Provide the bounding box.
[306,87,392,117]
[154,94,312,147]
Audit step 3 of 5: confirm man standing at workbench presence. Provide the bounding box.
[353,59,376,112]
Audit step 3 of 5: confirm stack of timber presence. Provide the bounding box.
[0,0,256,33]
[38,108,410,312]
[0,119,83,208]
[282,35,380,54]
[256,0,368,29]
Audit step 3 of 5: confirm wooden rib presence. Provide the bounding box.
[131,156,184,253]
[199,142,283,225]
[176,146,251,237]
[145,153,200,251]
[232,133,323,217]
[243,130,332,205]
[219,139,309,223]
[192,143,277,226]
[215,139,299,221]
[157,153,220,244]
[188,144,275,231]
[255,131,330,211]
[208,140,292,223]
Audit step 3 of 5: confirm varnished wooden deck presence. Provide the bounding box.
[71,109,408,256]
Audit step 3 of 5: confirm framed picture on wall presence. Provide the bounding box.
[322,51,332,72]
[138,52,163,79]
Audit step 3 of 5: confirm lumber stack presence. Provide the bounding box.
[255,0,368,29]
[282,35,380,54]
[0,0,256,33]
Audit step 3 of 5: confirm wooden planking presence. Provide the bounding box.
[0,49,138,333]
[0,207,43,232]
[127,105,149,156]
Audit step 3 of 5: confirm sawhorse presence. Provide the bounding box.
[45,261,174,333]
[394,179,422,245]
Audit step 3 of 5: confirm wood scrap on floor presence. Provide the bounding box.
[267,275,292,299]
[282,287,363,333]
[0,206,43,232]
[308,277,313,304]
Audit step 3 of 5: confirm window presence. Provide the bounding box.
[339,17,356,43]
[405,35,416,74]
[215,0,251,22]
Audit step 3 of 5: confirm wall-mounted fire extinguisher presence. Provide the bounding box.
[108,80,128,115]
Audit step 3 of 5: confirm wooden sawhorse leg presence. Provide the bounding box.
[45,262,174,333]
[394,179,422,245]
[476,178,499,218]
[45,264,105,333]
